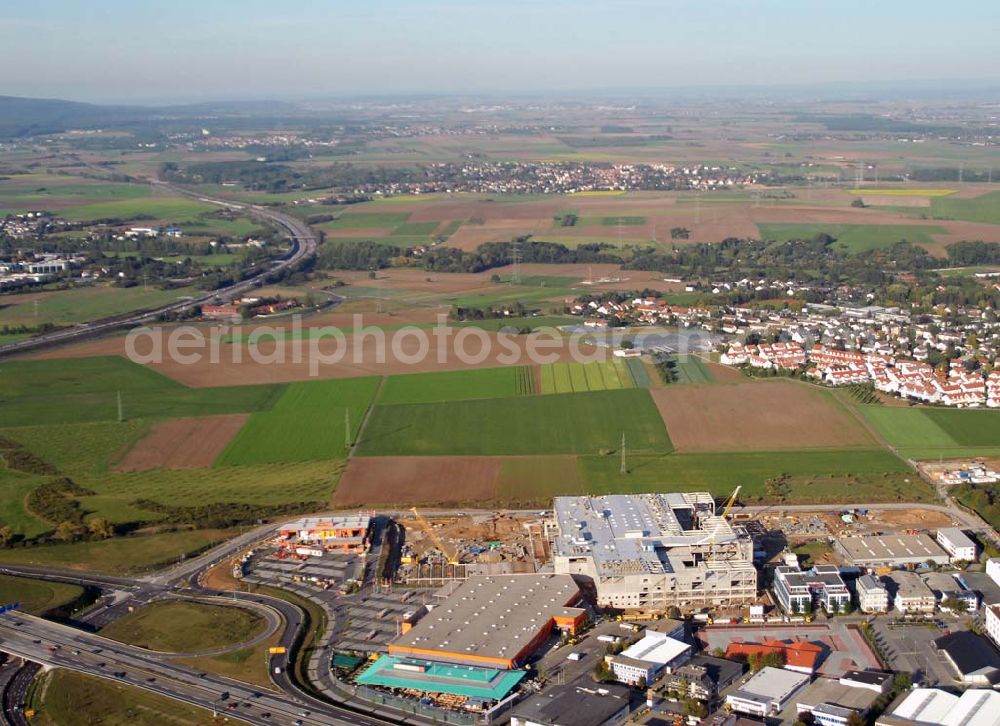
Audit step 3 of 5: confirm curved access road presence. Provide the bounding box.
[0,182,317,359]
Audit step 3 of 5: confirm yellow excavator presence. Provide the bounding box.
[410,507,460,565]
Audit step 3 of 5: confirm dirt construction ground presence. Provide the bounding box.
[333,456,501,507]
[652,379,875,451]
[115,413,249,471]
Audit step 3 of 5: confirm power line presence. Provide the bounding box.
[620,431,627,475]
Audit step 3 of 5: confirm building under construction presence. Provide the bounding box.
[551,492,757,610]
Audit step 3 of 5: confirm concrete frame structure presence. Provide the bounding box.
[551,493,756,610]
[387,575,586,669]
[772,565,851,614]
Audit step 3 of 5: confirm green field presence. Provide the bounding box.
[59,196,217,223]
[379,366,534,404]
[325,212,411,229]
[0,356,285,426]
[216,377,381,465]
[0,574,84,615]
[391,221,440,236]
[600,215,646,226]
[0,528,237,574]
[756,222,946,253]
[671,355,714,384]
[540,360,632,394]
[0,285,201,329]
[356,388,670,456]
[0,174,152,210]
[930,191,1000,225]
[859,405,1000,459]
[100,600,266,653]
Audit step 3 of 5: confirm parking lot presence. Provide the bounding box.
[535,620,643,686]
[867,618,959,686]
[338,591,423,652]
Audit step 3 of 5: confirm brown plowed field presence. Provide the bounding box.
[31,328,601,387]
[333,456,501,506]
[652,380,874,451]
[115,414,249,471]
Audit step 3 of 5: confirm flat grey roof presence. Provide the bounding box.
[886,571,934,599]
[389,574,583,664]
[938,528,976,550]
[511,684,630,726]
[796,677,880,711]
[731,666,809,702]
[837,535,947,564]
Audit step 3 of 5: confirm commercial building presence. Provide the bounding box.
[772,565,851,614]
[839,670,892,695]
[609,630,691,685]
[923,572,978,612]
[355,656,526,703]
[834,534,949,568]
[934,631,1000,686]
[387,574,586,669]
[278,515,371,553]
[795,676,883,726]
[878,688,1000,726]
[509,684,630,726]
[885,571,936,614]
[551,493,757,610]
[725,666,810,718]
[987,558,1000,589]
[664,655,745,703]
[936,528,977,563]
[726,640,824,675]
[856,575,889,613]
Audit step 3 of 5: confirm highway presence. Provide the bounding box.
[0,182,318,358]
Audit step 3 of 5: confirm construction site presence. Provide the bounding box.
[396,509,550,583]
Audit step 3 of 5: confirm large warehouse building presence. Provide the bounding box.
[387,574,586,669]
[834,534,949,568]
[551,493,757,609]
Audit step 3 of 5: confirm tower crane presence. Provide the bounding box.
[409,507,459,565]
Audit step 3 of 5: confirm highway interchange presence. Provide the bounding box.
[0,182,318,359]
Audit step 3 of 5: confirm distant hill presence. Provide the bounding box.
[0,95,145,138]
[0,95,308,139]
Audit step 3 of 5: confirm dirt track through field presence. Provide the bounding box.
[333,456,501,506]
[115,413,249,471]
[652,380,875,451]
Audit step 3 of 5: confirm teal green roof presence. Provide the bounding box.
[332,653,365,670]
[355,655,525,700]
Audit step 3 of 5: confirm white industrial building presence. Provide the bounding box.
[608,630,691,686]
[987,558,1000,588]
[834,534,949,568]
[936,528,977,563]
[886,571,936,614]
[856,575,889,613]
[878,688,1000,726]
[772,564,851,614]
[985,604,1000,649]
[726,666,810,718]
[551,493,757,610]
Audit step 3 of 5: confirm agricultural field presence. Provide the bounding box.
[756,222,946,253]
[929,190,1000,225]
[860,405,1000,459]
[114,413,250,471]
[355,388,670,456]
[652,380,876,452]
[0,528,238,574]
[58,196,217,223]
[0,284,201,329]
[0,174,152,213]
[669,355,714,385]
[379,365,535,404]
[539,360,633,394]
[216,377,381,465]
[0,356,285,426]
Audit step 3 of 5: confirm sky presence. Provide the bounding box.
[2,0,999,104]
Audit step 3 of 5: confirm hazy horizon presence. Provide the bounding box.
[4,0,1000,104]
